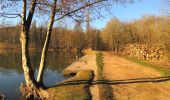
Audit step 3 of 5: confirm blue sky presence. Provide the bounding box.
[92,0,162,29]
[0,0,164,29]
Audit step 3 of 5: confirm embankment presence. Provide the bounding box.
[48,52,99,100]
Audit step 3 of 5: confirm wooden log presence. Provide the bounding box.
[122,43,166,60]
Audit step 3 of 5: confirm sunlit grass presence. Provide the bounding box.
[47,70,93,100]
[127,57,170,76]
[96,52,113,100]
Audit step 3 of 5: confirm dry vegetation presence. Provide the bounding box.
[1,16,169,55]
[0,0,169,99]
[101,16,170,68]
[101,16,170,54]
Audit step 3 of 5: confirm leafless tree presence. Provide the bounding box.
[0,0,134,99]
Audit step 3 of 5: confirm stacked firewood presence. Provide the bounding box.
[122,44,166,60]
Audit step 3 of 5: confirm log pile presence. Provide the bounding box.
[122,44,166,60]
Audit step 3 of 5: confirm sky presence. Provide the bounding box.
[92,0,163,29]
[0,0,165,29]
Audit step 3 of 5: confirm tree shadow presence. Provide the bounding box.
[48,76,170,88]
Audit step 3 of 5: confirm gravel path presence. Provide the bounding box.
[103,52,170,100]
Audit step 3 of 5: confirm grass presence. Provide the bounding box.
[96,52,104,80]
[96,52,113,100]
[126,57,170,76]
[47,70,93,100]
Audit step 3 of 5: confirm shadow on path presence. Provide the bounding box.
[48,76,170,88]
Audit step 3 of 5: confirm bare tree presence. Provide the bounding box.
[0,0,135,98]
[37,0,57,83]
[19,0,37,88]
[36,0,134,85]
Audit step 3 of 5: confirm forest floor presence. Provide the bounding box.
[103,52,170,100]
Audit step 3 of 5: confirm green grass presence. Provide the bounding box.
[96,52,104,80]
[96,52,113,100]
[126,57,170,76]
[47,70,93,100]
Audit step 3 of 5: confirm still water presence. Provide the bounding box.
[0,50,79,100]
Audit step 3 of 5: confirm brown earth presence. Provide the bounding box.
[103,52,170,100]
[63,52,100,100]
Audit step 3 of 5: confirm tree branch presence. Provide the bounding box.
[36,2,52,7]
[91,6,105,19]
[22,0,26,26]
[54,0,107,22]
[0,13,22,18]
[26,0,37,30]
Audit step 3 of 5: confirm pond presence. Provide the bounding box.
[0,50,80,100]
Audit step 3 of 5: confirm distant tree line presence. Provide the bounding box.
[101,16,170,53]
[0,15,170,54]
[0,20,104,51]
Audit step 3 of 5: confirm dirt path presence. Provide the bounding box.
[103,52,170,100]
[63,52,100,100]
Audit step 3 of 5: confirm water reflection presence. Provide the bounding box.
[0,50,80,100]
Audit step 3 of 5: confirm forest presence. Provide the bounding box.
[0,0,170,100]
[0,15,170,58]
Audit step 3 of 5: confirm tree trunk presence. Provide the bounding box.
[20,0,37,88]
[19,1,50,99]
[20,30,37,88]
[37,0,56,83]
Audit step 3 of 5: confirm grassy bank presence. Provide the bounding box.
[126,57,170,76]
[96,52,113,100]
[47,70,93,100]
